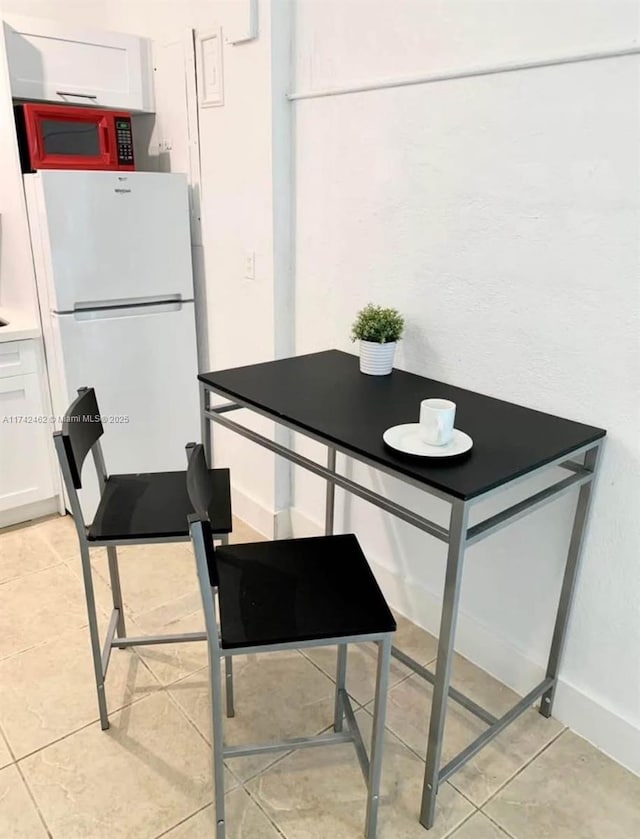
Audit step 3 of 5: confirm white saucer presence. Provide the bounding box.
[383,424,473,458]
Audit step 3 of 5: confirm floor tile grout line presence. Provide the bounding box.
[375,683,571,813]
[0,559,66,589]
[477,723,569,810]
[238,716,364,792]
[357,692,499,813]
[152,801,213,839]
[242,780,289,838]
[223,707,366,789]
[298,643,430,705]
[479,809,519,839]
[162,673,297,787]
[150,786,288,839]
[62,552,206,633]
[15,718,98,764]
[81,541,204,623]
[160,663,209,690]
[13,757,54,838]
[12,687,159,765]
[440,806,482,839]
[0,624,89,664]
[0,605,128,662]
[9,641,165,763]
[161,681,222,757]
[4,644,216,767]
[0,718,17,766]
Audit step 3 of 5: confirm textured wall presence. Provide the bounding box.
[292,0,640,770]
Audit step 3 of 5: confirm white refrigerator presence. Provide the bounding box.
[25,170,200,520]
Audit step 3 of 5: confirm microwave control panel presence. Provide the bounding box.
[115,118,135,166]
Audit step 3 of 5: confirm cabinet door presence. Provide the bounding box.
[3,16,154,112]
[0,374,56,512]
[0,340,37,378]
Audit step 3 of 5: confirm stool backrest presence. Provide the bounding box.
[188,512,219,586]
[186,443,219,589]
[54,387,104,489]
[185,442,218,519]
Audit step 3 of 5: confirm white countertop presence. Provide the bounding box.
[0,307,41,343]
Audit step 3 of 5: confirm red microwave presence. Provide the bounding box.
[14,103,135,173]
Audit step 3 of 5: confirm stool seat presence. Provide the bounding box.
[88,469,232,542]
[213,534,396,650]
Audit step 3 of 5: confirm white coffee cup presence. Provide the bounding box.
[419,398,456,446]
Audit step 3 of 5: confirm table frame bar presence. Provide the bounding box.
[438,676,554,784]
[200,382,603,831]
[390,647,498,727]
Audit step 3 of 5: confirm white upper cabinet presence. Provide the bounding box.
[3,15,154,113]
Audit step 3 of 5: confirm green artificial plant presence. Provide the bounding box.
[351,303,405,344]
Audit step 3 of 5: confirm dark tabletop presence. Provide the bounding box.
[199,350,605,500]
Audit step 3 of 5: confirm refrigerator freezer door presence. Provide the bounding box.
[51,301,200,521]
[30,171,194,313]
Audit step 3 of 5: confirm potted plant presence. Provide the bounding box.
[351,303,405,375]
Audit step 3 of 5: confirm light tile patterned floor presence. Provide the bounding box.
[1,514,639,838]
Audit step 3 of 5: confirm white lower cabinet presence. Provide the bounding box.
[0,340,59,521]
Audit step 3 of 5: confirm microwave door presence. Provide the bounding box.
[42,119,101,157]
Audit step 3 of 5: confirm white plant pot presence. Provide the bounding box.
[359,340,396,376]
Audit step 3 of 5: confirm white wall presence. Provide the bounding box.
[0,1,108,24]
[193,0,292,529]
[291,0,640,773]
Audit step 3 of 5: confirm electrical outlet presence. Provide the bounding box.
[157,139,173,152]
[243,251,255,280]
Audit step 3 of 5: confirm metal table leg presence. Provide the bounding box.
[420,500,470,828]
[540,443,602,717]
[325,446,336,535]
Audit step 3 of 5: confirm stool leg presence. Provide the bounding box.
[365,635,392,839]
[334,644,348,732]
[79,542,109,730]
[216,535,235,719]
[106,546,127,648]
[209,643,226,838]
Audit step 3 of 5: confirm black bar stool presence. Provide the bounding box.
[186,442,396,839]
[53,387,233,730]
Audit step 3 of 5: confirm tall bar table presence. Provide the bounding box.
[198,350,605,829]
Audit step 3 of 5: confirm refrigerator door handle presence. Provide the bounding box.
[69,299,188,321]
[73,294,186,312]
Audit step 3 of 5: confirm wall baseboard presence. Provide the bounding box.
[231,486,276,538]
[288,506,640,777]
[231,485,292,540]
[0,497,60,530]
